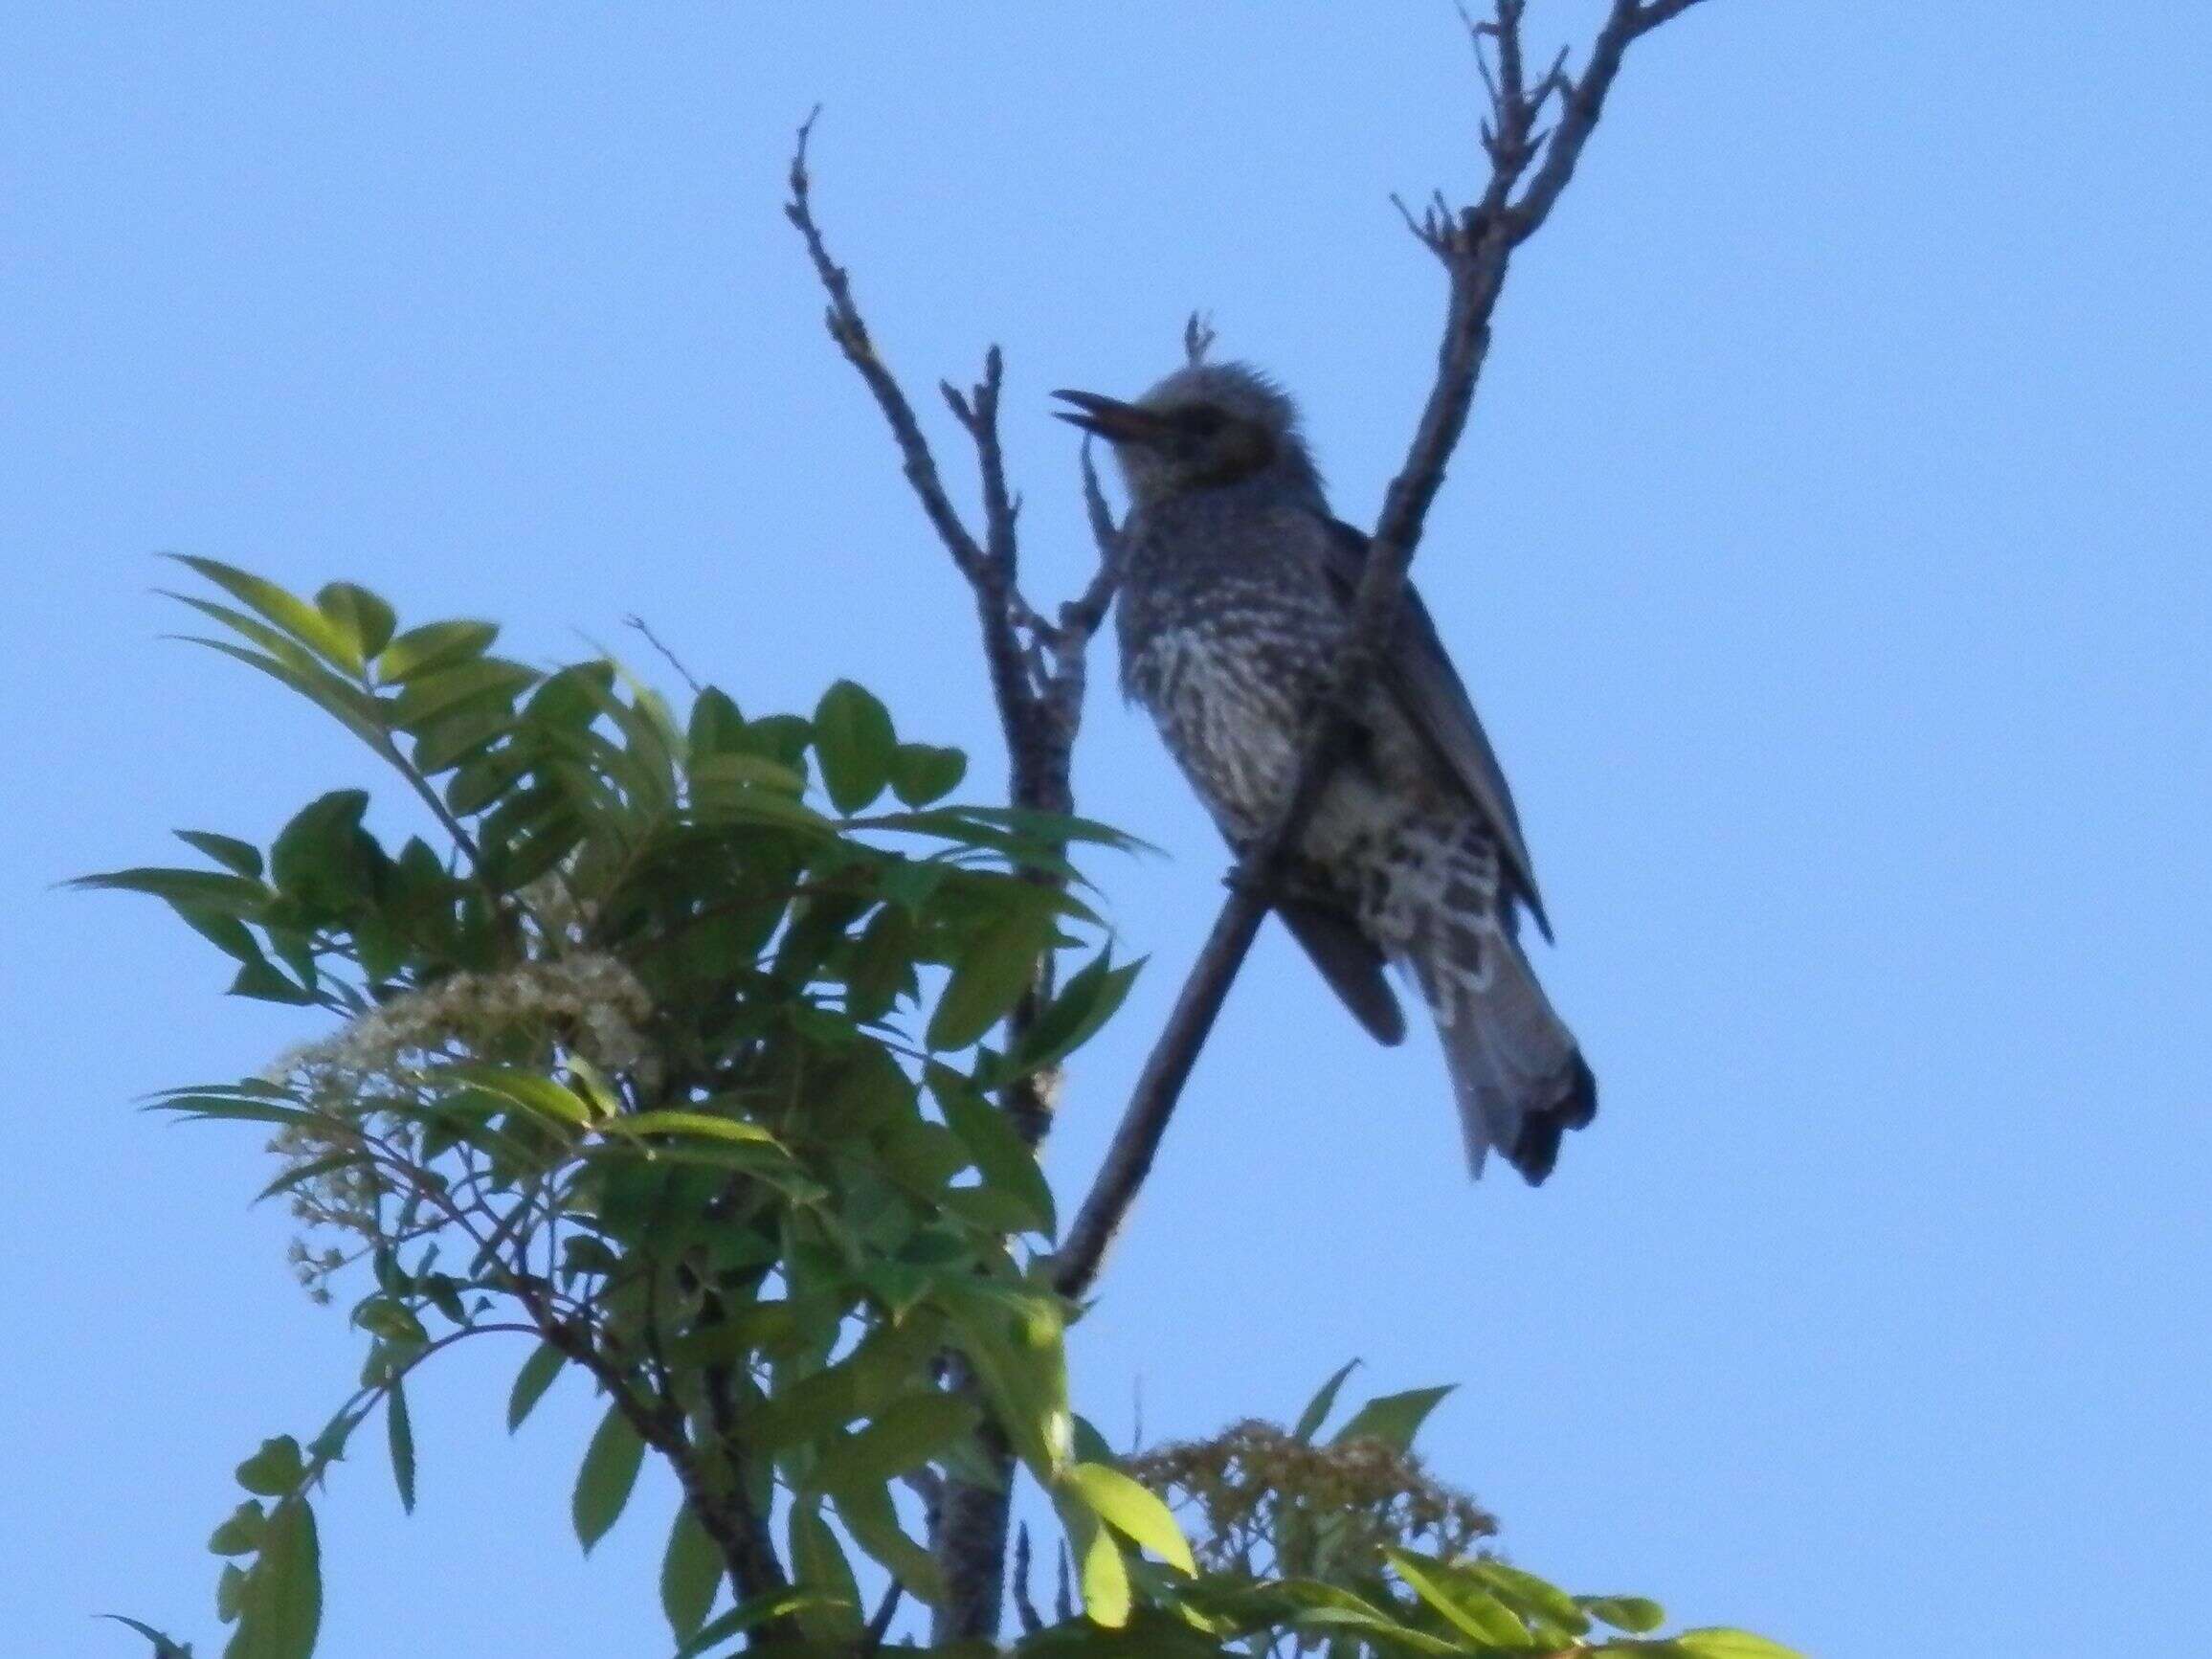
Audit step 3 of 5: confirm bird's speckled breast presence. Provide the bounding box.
[1116,492,1439,863]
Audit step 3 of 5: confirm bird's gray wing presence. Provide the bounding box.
[1319,517,1553,940]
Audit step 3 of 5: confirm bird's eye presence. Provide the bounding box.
[1177,405,1228,436]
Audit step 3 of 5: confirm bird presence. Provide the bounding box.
[1054,362,1595,1183]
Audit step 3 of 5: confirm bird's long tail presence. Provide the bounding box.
[1412,925,1596,1184]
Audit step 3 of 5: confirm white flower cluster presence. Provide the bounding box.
[265,951,655,1090]
[260,950,656,1290]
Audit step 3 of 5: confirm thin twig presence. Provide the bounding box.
[784,111,1041,767]
[1064,439,1126,643]
[623,614,703,694]
[784,111,1128,1645]
[1182,310,1218,366]
[1012,1525,1044,1636]
[862,1580,905,1651]
[1053,0,1709,1303]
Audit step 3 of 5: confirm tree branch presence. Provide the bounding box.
[1054,0,1708,1303]
[784,110,1044,786]
[784,111,1129,1644]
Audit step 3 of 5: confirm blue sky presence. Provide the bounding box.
[6,4,2207,1654]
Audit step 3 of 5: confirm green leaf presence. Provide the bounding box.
[170,1098,315,1128]
[269,789,376,910]
[170,554,364,673]
[928,1065,1056,1237]
[70,866,267,912]
[386,1379,417,1514]
[786,1499,863,1640]
[1467,1559,1588,1635]
[843,903,918,1022]
[887,742,967,807]
[175,830,263,878]
[506,1342,567,1432]
[378,619,499,682]
[685,685,745,754]
[1292,1360,1361,1444]
[1007,951,1142,1076]
[670,1589,842,1659]
[1387,1550,1526,1646]
[659,1502,722,1642]
[235,1437,304,1497]
[1582,1597,1667,1634]
[1331,1384,1454,1453]
[814,1392,982,1492]
[562,1055,625,1120]
[944,803,1148,846]
[1673,1632,1807,1658]
[941,1287,1072,1478]
[353,1297,429,1347]
[227,960,317,1006]
[228,1497,321,1659]
[687,751,808,795]
[524,660,618,729]
[389,658,537,733]
[826,1475,942,1606]
[177,907,264,965]
[412,701,513,774]
[182,637,391,750]
[254,1153,371,1206]
[167,593,330,679]
[813,680,897,814]
[1289,1605,1459,1654]
[665,1298,821,1369]
[151,1088,314,1128]
[612,1110,781,1147]
[446,745,535,817]
[744,712,814,767]
[421,1272,467,1325]
[97,1616,194,1658]
[1061,1463,1195,1576]
[927,907,1050,1052]
[687,783,832,832]
[316,582,397,661]
[446,1065,592,1128]
[744,1326,916,1457]
[208,1499,266,1556]
[572,1401,646,1552]
[481,807,585,893]
[1052,1488,1130,1629]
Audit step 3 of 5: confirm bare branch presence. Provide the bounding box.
[939,347,1021,586]
[862,1581,905,1651]
[786,112,989,586]
[1012,1525,1044,1637]
[622,614,702,694]
[1183,311,1218,366]
[1506,0,1712,243]
[1063,438,1125,643]
[784,112,1043,770]
[784,111,1138,1645]
[1055,0,1708,1304]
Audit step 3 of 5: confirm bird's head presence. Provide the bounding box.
[1053,362,1323,509]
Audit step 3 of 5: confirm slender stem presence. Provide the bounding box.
[783,111,1125,1645]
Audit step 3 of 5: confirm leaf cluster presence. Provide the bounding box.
[93,564,1155,1657]
[1015,1368,1796,1659]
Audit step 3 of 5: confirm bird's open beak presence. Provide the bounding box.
[1052,389,1172,447]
